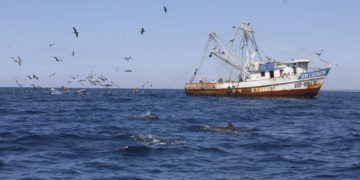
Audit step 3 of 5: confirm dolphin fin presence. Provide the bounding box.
[228,122,234,128]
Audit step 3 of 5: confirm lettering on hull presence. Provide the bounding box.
[298,68,330,80]
[294,80,317,88]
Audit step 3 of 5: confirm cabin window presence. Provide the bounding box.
[269,71,274,78]
[261,71,265,77]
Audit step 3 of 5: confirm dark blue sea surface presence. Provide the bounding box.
[1,88,360,179]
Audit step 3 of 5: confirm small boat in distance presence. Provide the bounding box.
[185,21,332,97]
[50,88,86,94]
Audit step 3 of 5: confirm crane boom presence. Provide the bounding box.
[189,35,212,83]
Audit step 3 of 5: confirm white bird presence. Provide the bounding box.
[266,56,272,61]
[70,75,78,79]
[11,57,22,66]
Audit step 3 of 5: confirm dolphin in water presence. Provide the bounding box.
[140,111,158,119]
[141,114,158,119]
[203,122,242,133]
[127,112,158,120]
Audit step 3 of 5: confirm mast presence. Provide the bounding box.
[189,21,262,83]
[239,21,255,79]
[189,34,212,83]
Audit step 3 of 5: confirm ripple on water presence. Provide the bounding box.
[0,88,359,179]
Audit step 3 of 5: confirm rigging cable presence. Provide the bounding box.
[255,33,331,65]
[164,64,198,89]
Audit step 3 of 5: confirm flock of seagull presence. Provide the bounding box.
[4,6,170,91]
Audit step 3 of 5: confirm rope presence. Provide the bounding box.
[164,64,197,89]
[255,33,331,65]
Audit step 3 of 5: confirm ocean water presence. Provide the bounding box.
[1,88,360,179]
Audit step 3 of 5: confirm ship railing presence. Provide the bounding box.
[307,67,324,71]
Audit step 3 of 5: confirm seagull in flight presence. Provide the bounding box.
[11,57,22,66]
[33,74,38,80]
[124,70,132,73]
[87,71,95,79]
[121,36,124,39]
[6,45,10,47]
[266,56,272,61]
[164,6,167,13]
[73,27,79,38]
[116,67,119,72]
[70,75,78,79]
[140,28,145,35]
[49,44,55,46]
[72,51,75,56]
[101,84,113,88]
[232,26,236,28]
[27,76,33,80]
[50,72,57,77]
[124,57,132,61]
[67,81,71,84]
[98,77,107,82]
[54,56,63,62]
[315,49,323,56]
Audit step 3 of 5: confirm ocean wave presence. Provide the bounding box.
[124,134,186,146]
[0,146,28,152]
[73,142,123,150]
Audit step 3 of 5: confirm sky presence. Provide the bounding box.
[0,0,359,90]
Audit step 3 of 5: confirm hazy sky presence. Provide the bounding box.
[1,0,359,90]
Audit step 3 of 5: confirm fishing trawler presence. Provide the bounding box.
[185,22,331,97]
